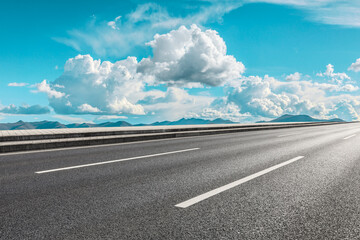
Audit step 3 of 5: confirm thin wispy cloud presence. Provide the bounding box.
[96,115,128,120]
[0,104,50,115]
[53,1,360,59]
[52,115,91,124]
[8,82,28,87]
[248,0,360,27]
[53,1,242,58]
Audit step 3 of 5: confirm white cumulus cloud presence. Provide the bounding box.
[186,99,252,122]
[138,25,245,86]
[286,72,301,81]
[221,74,360,121]
[348,58,360,72]
[329,100,360,121]
[78,103,101,113]
[108,97,145,115]
[48,54,145,115]
[35,80,65,98]
[317,64,350,81]
[43,25,242,118]
[44,23,360,123]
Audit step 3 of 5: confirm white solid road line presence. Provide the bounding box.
[175,156,304,208]
[278,133,296,137]
[35,148,200,174]
[344,134,356,140]
[0,137,202,157]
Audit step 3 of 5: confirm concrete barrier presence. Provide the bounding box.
[0,121,349,153]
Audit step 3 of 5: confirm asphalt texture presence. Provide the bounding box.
[1,123,360,239]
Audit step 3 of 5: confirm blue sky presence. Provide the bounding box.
[1,0,360,124]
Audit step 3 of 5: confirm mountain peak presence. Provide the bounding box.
[270,114,345,123]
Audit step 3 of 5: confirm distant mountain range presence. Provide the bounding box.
[137,118,235,126]
[258,114,345,123]
[0,115,345,130]
[0,118,236,130]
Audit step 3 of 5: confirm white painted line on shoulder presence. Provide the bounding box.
[175,156,304,208]
[344,134,356,140]
[35,148,199,174]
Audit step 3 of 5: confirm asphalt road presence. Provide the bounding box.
[1,123,360,239]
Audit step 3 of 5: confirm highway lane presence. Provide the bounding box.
[1,122,360,239]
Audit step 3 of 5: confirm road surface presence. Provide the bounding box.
[1,123,360,239]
